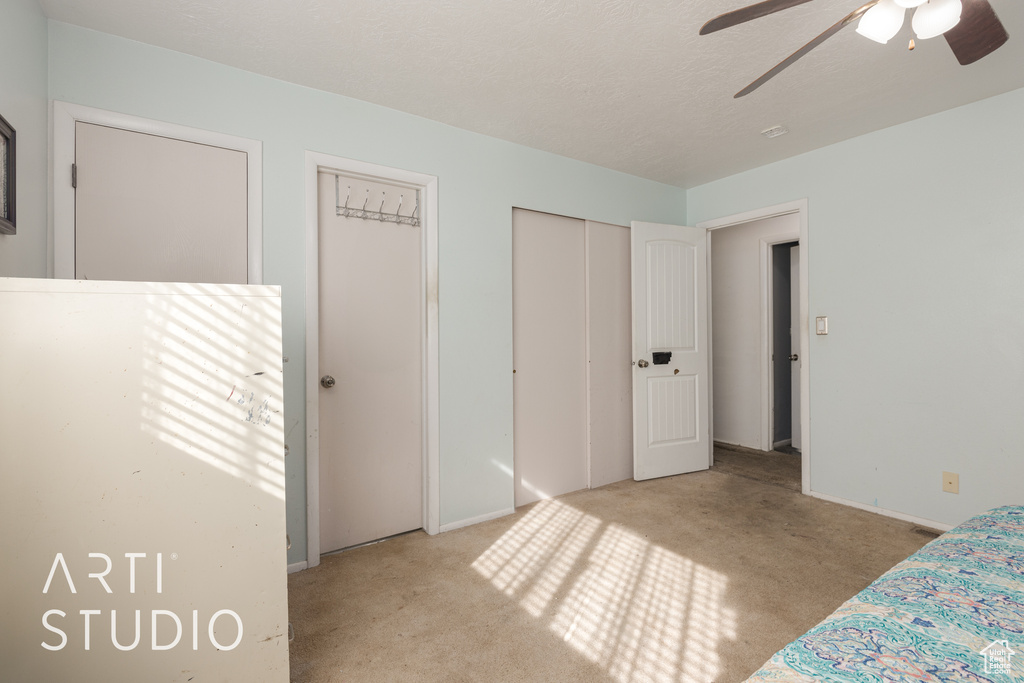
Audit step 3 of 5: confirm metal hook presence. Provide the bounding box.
[412,193,420,219]
[378,192,386,220]
[344,185,351,210]
[396,195,404,218]
[362,189,370,211]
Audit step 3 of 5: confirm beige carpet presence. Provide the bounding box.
[288,448,936,682]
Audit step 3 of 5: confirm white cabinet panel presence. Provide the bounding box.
[0,278,288,682]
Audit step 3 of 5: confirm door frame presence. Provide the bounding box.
[51,101,263,282]
[697,199,810,495]
[304,151,440,569]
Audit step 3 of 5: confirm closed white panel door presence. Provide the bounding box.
[791,244,802,451]
[513,209,588,507]
[586,220,633,488]
[75,122,249,283]
[318,172,422,552]
[631,222,710,480]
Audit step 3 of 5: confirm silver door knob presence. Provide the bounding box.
[788,354,799,361]
[637,359,649,368]
[320,375,336,388]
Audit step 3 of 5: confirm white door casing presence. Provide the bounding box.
[631,221,710,480]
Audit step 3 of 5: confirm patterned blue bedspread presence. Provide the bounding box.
[746,506,1024,682]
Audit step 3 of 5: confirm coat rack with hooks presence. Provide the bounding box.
[334,175,420,227]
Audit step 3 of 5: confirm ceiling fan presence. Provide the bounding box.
[701,0,1009,98]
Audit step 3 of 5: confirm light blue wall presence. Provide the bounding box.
[688,87,1024,527]
[0,0,47,275]
[44,21,688,564]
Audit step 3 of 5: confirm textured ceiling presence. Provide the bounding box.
[38,0,1024,188]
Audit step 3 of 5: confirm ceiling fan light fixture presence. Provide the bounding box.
[912,0,963,40]
[856,0,906,44]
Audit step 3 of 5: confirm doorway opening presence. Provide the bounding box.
[699,200,809,494]
[771,241,800,453]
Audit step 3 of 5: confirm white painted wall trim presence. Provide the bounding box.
[808,491,953,532]
[439,507,516,533]
[304,150,440,570]
[51,101,264,283]
[287,561,308,574]
[698,199,810,494]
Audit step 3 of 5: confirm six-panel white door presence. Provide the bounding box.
[631,222,710,480]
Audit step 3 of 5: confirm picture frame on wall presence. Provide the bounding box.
[1,113,15,235]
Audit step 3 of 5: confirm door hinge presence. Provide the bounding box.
[71,163,77,189]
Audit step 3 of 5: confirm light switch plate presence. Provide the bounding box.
[942,471,959,494]
[815,316,828,335]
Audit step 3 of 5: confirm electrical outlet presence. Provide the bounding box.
[942,471,959,494]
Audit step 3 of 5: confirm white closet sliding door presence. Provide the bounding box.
[513,209,588,507]
[586,221,633,488]
[512,210,633,508]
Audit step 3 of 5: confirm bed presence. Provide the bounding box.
[745,505,1024,682]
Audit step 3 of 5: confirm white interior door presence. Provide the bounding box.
[512,209,588,506]
[74,122,249,283]
[631,221,710,480]
[790,244,802,451]
[318,172,423,552]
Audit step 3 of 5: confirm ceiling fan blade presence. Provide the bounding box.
[944,0,1008,66]
[735,0,879,98]
[700,0,815,36]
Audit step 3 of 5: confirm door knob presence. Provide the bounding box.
[320,375,336,388]
[637,359,649,368]
[788,354,799,362]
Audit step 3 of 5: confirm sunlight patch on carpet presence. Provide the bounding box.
[472,499,737,682]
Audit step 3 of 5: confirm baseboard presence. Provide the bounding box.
[287,560,308,574]
[808,490,952,532]
[772,438,792,449]
[440,507,515,533]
